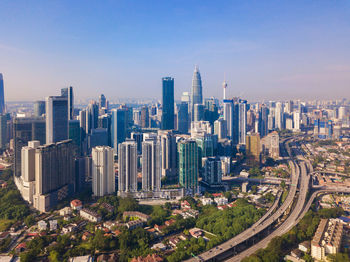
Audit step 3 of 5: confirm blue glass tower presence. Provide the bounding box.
[161,77,175,130]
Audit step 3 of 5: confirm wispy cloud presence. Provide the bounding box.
[0,43,26,53]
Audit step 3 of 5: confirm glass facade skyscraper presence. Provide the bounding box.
[190,66,203,119]
[161,77,175,130]
[0,73,5,114]
[178,139,199,192]
[46,96,69,144]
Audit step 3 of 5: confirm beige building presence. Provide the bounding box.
[311,219,343,261]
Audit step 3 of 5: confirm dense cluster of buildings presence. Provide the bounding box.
[0,69,349,213]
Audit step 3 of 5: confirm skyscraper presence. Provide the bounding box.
[46,96,68,144]
[0,114,7,149]
[61,87,74,120]
[86,101,99,134]
[258,105,269,137]
[92,146,115,197]
[190,66,203,119]
[0,74,5,114]
[202,157,222,186]
[161,77,175,130]
[118,140,137,194]
[34,101,46,117]
[111,108,128,154]
[158,130,177,182]
[140,106,149,128]
[177,102,189,134]
[178,139,199,193]
[142,138,161,192]
[99,94,107,109]
[13,117,46,177]
[223,99,233,139]
[238,101,247,145]
[246,133,261,165]
[33,140,75,212]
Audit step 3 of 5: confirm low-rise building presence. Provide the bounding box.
[79,209,101,223]
[123,211,151,222]
[71,199,83,210]
[126,219,144,230]
[38,220,47,231]
[214,197,228,206]
[59,207,73,216]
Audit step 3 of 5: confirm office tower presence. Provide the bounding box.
[267,108,275,131]
[98,114,112,146]
[74,157,88,193]
[195,134,217,160]
[131,132,143,155]
[111,108,127,153]
[223,99,233,139]
[178,139,199,192]
[191,121,212,137]
[69,120,81,156]
[204,98,219,126]
[202,157,222,186]
[118,140,137,194]
[89,128,109,151]
[0,74,4,114]
[33,140,75,212]
[238,102,247,145]
[61,86,74,120]
[46,96,68,144]
[293,111,301,131]
[133,109,141,126]
[258,105,269,138]
[158,130,177,181]
[161,77,175,130]
[193,104,204,122]
[13,117,46,177]
[92,146,115,197]
[142,138,161,192]
[246,133,261,165]
[275,102,284,130]
[99,94,107,109]
[214,118,227,139]
[190,66,203,119]
[0,114,7,149]
[177,102,189,134]
[140,106,149,128]
[314,120,333,139]
[79,109,87,136]
[285,117,293,130]
[34,101,46,117]
[86,101,99,134]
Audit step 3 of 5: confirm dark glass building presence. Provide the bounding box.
[161,77,175,130]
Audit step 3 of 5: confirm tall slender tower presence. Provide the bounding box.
[118,140,137,194]
[142,138,161,192]
[190,66,203,119]
[0,73,5,114]
[222,78,227,100]
[161,77,175,130]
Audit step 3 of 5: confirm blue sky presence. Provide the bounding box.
[1,0,350,102]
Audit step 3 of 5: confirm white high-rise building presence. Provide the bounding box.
[92,146,115,197]
[214,118,227,139]
[275,102,284,130]
[158,130,177,181]
[339,107,346,120]
[238,102,247,144]
[293,111,301,131]
[118,140,138,194]
[19,140,40,204]
[142,138,161,192]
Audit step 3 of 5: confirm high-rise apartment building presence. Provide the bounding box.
[92,146,115,197]
[0,114,7,149]
[142,138,161,192]
[140,106,149,128]
[178,139,199,193]
[202,157,222,186]
[161,77,175,130]
[214,118,227,140]
[118,140,137,194]
[46,96,68,144]
[238,101,247,144]
[33,140,75,212]
[158,130,177,181]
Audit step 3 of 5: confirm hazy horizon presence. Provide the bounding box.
[1,1,350,102]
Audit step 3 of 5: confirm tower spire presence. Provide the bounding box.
[222,73,227,100]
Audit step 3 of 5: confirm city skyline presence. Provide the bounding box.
[1,1,350,102]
